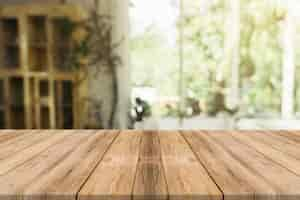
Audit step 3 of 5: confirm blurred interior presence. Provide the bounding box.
[0,0,299,130]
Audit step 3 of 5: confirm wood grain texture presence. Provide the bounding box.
[288,130,300,136]
[241,131,300,160]
[23,130,119,200]
[0,130,91,200]
[0,130,69,175]
[0,130,299,200]
[182,131,277,200]
[133,131,168,200]
[276,131,300,144]
[0,130,25,143]
[208,131,300,198]
[159,131,222,200]
[0,130,53,160]
[231,131,300,176]
[78,130,142,200]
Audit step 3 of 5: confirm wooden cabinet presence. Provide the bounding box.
[0,4,87,129]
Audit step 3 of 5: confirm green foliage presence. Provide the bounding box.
[130,25,179,96]
[131,0,298,117]
[239,0,282,115]
[58,4,122,128]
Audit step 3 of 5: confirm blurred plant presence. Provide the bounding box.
[59,0,122,128]
[131,0,291,117]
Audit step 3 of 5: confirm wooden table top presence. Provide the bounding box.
[0,130,299,200]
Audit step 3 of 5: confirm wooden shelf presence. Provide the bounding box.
[0,4,86,129]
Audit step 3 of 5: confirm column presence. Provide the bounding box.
[110,0,131,128]
[86,0,131,129]
[281,3,295,119]
[227,0,240,110]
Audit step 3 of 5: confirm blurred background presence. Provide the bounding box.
[0,0,300,130]
[131,0,300,130]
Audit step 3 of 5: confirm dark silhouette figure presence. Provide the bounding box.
[134,97,150,122]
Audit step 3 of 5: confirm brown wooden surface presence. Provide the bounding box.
[133,131,168,200]
[0,130,299,200]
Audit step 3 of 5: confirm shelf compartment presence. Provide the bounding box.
[52,18,72,45]
[41,106,50,129]
[53,46,72,72]
[29,78,37,128]
[0,80,4,106]
[55,80,74,129]
[39,80,49,98]
[52,18,72,72]
[2,45,20,69]
[62,106,73,129]
[28,16,47,44]
[10,106,25,129]
[28,16,48,71]
[0,80,5,129]
[29,46,48,71]
[9,77,26,129]
[9,77,24,107]
[62,80,73,105]
[9,77,25,129]
[62,80,74,129]
[0,18,20,69]
[0,110,5,129]
[2,18,19,45]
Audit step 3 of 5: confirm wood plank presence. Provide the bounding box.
[259,131,300,144]
[0,130,70,175]
[79,130,142,200]
[0,130,91,200]
[182,131,277,200]
[0,130,53,160]
[207,131,300,198]
[22,130,119,200]
[231,131,300,176]
[159,131,222,200]
[240,131,300,160]
[0,130,25,143]
[277,131,300,143]
[0,130,299,200]
[133,131,168,200]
